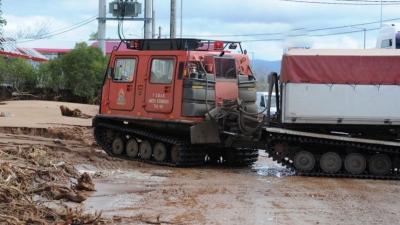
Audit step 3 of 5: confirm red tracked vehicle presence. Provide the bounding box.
[92,38,263,166]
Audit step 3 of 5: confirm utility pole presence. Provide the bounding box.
[170,0,176,38]
[380,0,383,27]
[152,0,156,38]
[349,26,366,49]
[98,0,144,53]
[144,0,152,38]
[180,0,183,38]
[98,0,106,56]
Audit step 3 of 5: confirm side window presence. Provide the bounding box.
[381,39,393,48]
[150,58,174,84]
[114,58,136,82]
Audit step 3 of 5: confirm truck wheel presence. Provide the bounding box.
[139,141,152,160]
[153,142,167,162]
[344,153,366,174]
[320,152,342,173]
[369,154,391,175]
[112,137,125,156]
[294,151,315,172]
[126,139,139,158]
[171,145,180,164]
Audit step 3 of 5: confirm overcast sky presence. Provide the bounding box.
[2,0,400,60]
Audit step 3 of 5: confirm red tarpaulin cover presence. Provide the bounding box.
[280,54,400,85]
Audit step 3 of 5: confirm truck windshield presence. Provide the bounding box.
[214,57,237,79]
[396,33,400,49]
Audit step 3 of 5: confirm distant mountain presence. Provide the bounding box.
[252,59,281,75]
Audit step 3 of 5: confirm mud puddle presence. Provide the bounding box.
[74,164,172,218]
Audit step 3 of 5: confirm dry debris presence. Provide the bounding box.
[0,145,108,224]
[59,105,93,119]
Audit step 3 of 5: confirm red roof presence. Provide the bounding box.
[33,48,71,53]
[31,41,129,55]
[0,50,48,62]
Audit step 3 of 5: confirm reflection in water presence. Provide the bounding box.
[252,164,295,178]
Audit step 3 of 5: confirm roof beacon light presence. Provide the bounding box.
[214,41,224,50]
[128,40,140,49]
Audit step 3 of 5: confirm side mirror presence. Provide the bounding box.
[260,96,265,107]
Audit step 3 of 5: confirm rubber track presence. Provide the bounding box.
[95,122,205,167]
[228,148,259,166]
[266,134,400,180]
[94,121,259,167]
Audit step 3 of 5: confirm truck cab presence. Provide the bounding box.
[376,23,400,49]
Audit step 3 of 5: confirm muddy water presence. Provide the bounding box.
[75,151,400,225]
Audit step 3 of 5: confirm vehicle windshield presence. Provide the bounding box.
[396,33,400,49]
[214,57,237,79]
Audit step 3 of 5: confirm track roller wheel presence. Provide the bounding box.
[320,152,342,173]
[171,145,180,164]
[153,142,167,162]
[126,139,139,158]
[294,151,315,172]
[369,154,391,175]
[139,141,152,160]
[112,137,125,156]
[344,153,366,174]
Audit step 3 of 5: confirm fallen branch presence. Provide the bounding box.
[59,105,93,119]
[0,213,22,224]
[11,92,41,99]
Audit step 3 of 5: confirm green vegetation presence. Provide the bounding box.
[89,31,98,41]
[0,42,108,103]
[252,67,270,92]
[0,0,6,34]
[54,42,107,102]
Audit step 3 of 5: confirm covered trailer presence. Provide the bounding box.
[280,49,400,126]
[264,49,400,179]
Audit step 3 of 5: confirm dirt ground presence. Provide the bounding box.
[1,100,400,224]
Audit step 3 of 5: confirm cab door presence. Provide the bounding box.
[108,57,137,111]
[144,57,176,113]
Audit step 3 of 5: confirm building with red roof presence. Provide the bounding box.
[16,39,129,60]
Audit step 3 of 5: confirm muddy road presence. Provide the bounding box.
[1,100,399,224]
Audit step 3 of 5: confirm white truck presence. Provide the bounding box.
[256,92,277,119]
[263,48,400,179]
[376,23,400,49]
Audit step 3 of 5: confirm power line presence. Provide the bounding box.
[181,16,400,41]
[18,17,97,43]
[281,0,400,4]
[45,16,98,35]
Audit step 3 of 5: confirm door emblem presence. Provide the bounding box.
[116,88,126,105]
